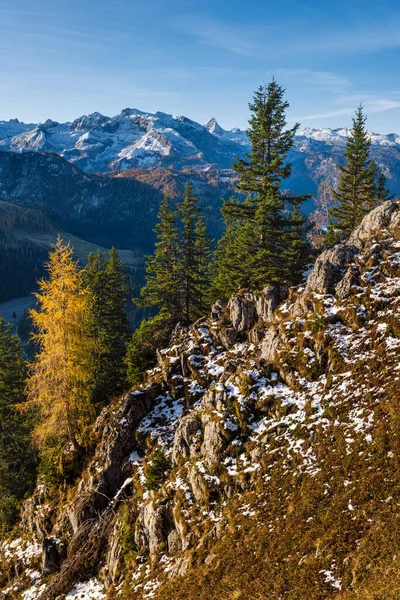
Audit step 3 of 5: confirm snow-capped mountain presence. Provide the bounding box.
[0,110,246,173]
[1,110,400,195]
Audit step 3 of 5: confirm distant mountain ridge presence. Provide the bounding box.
[0,110,399,196]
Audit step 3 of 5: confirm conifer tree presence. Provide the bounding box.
[85,247,129,405]
[138,194,181,319]
[24,237,95,471]
[138,187,211,323]
[178,182,210,322]
[209,211,256,300]
[212,80,310,299]
[0,315,36,529]
[326,106,387,244]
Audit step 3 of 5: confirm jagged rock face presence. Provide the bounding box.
[135,501,172,556]
[4,200,400,600]
[228,292,257,332]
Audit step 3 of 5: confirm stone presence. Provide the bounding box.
[228,292,257,332]
[204,553,217,566]
[188,465,209,503]
[167,529,182,554]
[219,327,238,349]
[201,414,225,469]
[256,286,281,322]
[260,327,280,364]
[348,200,398,249]
[335,267,359,300]
[303,245,357,297]
[211,299,224,321]
[172,415,201,465]
[134,501,171,556]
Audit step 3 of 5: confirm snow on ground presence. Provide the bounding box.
[65,578,106,599]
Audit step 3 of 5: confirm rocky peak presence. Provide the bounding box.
[205,117,225,136]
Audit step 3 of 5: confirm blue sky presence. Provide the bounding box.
[1,0,400,132]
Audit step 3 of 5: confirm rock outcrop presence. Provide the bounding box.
[2,200,400,600]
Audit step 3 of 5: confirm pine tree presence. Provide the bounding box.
[178,182,211,322]
[192,215,212,319]
[213,80,310,297]
[0,315,36,529]
[137,194,181,319]
[326,106,379,244]
[85,247,129,405]
[209,209,257,300]
[24,237,95,472]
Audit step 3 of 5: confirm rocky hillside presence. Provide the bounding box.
[2,201,400,599]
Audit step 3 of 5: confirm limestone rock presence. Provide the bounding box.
[211,300,224,321]
[303,245,356,297]
[256,286,281,322]
[335,267,359,300]
[201,414,225,469]
[135,501,171,556]
[188,465,209,503]
[167,529,182,554]
[172,415,201,465]
[260,327,280,364]
[347,200,397,248]
[219,327,238,349]
[228,292,257,332]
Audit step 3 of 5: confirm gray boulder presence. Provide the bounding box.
[228,292,257,332]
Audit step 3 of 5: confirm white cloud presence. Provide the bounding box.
[177,15,400,59]
[274,68,347,91]
[295,98,400,122]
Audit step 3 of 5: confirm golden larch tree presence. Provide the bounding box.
[25,237,95,469]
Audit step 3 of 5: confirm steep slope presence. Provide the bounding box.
[2,201,400,599]
[0,150,162,251]
[0,200,144,304]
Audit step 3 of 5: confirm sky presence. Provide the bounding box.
[1,0,400,132]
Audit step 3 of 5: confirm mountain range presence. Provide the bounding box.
[1,109,400,196]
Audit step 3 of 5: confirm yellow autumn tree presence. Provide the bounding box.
[24,237,95,471]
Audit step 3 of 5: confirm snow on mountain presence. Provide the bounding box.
[0,109,244,172]
[0,110,399,195]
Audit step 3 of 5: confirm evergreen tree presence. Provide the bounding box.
[24,237,95,473]
[85,247,129,405]
[209,210,256,300]
[192,215,212,319]
[178,182,210,322]
[0,316,36,529]
[212,80,310,299]
[326,106,384,244]
[138,187,211,323]
[138,194,181,319]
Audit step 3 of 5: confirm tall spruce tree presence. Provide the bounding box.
[211,80,310,299]
[178,182,210,322]
[138,194,181,319]
[85,247,129,405]
[138,187,210,323]
[326,106,390,245]
[0,316,36,529]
